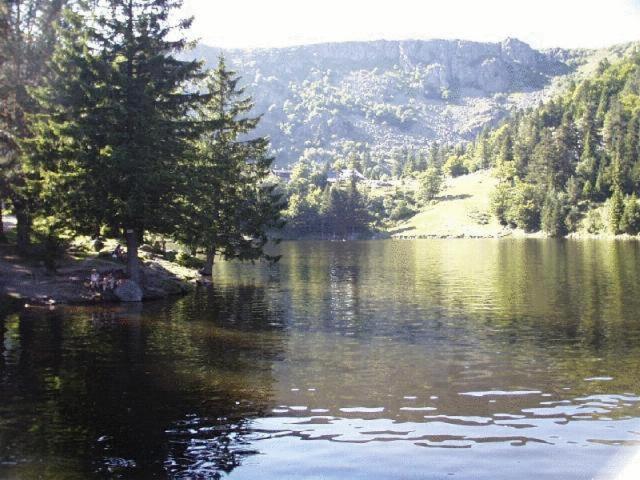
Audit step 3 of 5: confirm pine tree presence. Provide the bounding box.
[609,187,625,234]
[541,191,568,237]
[32,0,205,283]
[178,57,284,276]
[0,0,67,251]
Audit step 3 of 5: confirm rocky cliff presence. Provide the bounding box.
[190,38,637,166]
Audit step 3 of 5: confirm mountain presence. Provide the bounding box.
[190,38,639,167]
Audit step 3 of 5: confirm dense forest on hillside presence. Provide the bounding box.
[482,53,640,236]
[279,52,640,238]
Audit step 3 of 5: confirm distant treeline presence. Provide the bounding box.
[481,54,640,236]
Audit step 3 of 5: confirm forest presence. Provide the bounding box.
[3,0,640,276]
[0,0,284,283]
[280,52,640,238]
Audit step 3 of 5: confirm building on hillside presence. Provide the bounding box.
[327,169,366,184]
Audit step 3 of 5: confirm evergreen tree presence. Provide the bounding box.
[0,0,67,251]
[178,57,284,276]
[32,0,205,282]
[417,166,442,204]
[541,191,568,237]
[609,187,625,234]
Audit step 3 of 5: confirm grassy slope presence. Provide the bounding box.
[389,170,508,238]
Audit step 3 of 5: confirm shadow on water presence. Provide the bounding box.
[3,239,640,479]
[0,285,286,479]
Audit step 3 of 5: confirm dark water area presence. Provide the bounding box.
[2,239,640,479]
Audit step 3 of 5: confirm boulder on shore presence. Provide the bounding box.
[114,280,143,302]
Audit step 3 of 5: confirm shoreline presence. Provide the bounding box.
[4,231,638,315]
[0,245,200,310]
[282,229,640,241]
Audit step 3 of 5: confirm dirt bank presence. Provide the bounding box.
[0,244,199,307]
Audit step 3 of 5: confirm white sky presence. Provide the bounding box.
[180,0,640,50]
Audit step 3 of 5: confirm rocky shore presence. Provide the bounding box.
[0,244,199,309]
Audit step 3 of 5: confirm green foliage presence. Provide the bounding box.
[564,206,582,234]
[620,194,640,234]
[585,209,605,234]
[30,0,205,280]
[443,155,468,178]
[507,182,543,232]
[175,57,284,269]
[479,52,640,233]
[609,188,625,234]
[389,201,416,221]
[541,191,569,237]
[176,252,204,269]
[490,183,513,226]
[417,166,443,204]
[0,0,67,251]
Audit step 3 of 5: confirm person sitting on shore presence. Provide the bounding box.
[112,244,124,261]
[89,269,100,291]
[102,272,116,292]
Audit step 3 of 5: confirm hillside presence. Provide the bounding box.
[190,39,639,167]
[389,170,506,238]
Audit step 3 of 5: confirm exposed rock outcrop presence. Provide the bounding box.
[189,38,637,166]
[114,280,143,303]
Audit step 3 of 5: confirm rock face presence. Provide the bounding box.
[114,280,143,303]
[189,38,625,166]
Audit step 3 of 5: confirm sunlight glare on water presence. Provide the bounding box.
[2,239,640,479]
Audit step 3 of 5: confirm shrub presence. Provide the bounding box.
[176,252,204,269]
[507,182,543,232]
[564,206,582,233]
[490,183,513,226]
[608,188,625,234]
[417,166,443,204]
[585,209,604,234]
[620,194,640,234]
[389,201,416,221]
[443,155,468,178]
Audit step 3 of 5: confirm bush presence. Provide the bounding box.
[585,209,604,234]
[507,182,543,232]
[443,155,468,178]
[163,250,177,261]
[608,188,625,234]
[176,252,204,269]
[564,206,582,233]
[389,201,416,221]
[417,167,443,204]
[32,229,68,273]
[490,183,513,225]
[620,194,640,234]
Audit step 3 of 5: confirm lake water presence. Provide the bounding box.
[2,239,640,479]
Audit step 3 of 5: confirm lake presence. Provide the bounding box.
[2,239,640,479]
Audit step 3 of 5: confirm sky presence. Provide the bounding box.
[179,0,640,50]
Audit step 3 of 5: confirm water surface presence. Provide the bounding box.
[2,239,640,479]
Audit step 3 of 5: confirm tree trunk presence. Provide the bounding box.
[0,199,5,243]
[15,208,31,253]
[126,228,141,284]
[200,248,215,277]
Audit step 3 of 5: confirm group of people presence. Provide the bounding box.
[89,269,126,292]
